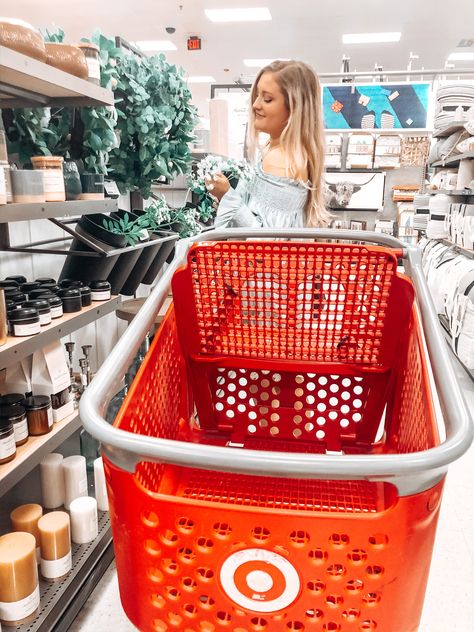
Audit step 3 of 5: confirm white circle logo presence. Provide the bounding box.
[219,548,301,613]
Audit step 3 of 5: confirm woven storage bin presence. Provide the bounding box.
[0,18,46,61]
[44,43,88,78]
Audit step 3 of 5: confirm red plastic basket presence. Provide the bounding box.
[105,241,444,632]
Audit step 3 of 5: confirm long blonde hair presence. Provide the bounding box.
[247,60,330,227]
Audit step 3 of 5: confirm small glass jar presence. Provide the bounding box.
[57,288,82,313]
[9,307,41,337]
[76,43,100,85]
[0,415,17,464]
[0,404,28,446]
[90,280,111,301]
[23,396,53,436]
[38,294,63,319]
[22,299,52,326]
[31,156,66,202]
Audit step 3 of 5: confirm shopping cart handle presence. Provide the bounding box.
[80,229,473,497]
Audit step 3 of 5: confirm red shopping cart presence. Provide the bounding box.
[81,229,473,632]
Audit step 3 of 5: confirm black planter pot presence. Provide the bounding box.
[120,230,176,296]
[59,214,127,285]
[141,231,179,286]
[106,211,146,295]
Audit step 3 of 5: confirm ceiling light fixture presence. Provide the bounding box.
[134,40,177,51]
[342,32,402,44]
[205,8,272,22]
[448,52,474,61]
[187,76,216,83]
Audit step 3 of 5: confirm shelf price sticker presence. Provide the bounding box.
[219,548,301,612]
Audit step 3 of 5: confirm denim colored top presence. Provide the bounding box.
[215,161,309,229]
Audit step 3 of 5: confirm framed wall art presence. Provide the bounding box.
[324,172,386,210]
[323,82,431,131]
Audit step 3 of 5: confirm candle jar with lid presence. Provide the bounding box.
[23,396,53,435]
[31,156,66,202]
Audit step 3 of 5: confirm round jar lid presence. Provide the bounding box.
[9,307,40,322]
[58,288,81,298]
[23,395,51,410]
[22,299,51,312]
[0,394,25,406]
[90,280,111,291]
[0,404,26,419]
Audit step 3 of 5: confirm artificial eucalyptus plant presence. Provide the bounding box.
[107,52,198,195]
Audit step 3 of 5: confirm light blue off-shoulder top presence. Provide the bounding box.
[215,161,309,229]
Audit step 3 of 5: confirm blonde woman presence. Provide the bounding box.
[210,59,331,228]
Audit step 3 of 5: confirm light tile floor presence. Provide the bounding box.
[69,355,474,632]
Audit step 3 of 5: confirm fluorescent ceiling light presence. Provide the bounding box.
[188,76,216,83]
[448,52,474,61]
[135,40,177,52]
[243,58,289,67]
[342,32,402,44]
[205,8,271,22]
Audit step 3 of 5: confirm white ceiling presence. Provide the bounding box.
[6,0,474,115]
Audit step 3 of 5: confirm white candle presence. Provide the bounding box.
[93,457,109,512]
[69,497,98,544]
[38,512,72,581]
[62,455,88,510]
[40,453,65,509]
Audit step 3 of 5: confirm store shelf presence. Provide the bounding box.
[13,512,113,632]
[0,296,121,368]
[432,122,467,138]
[430,151,474,168]
[0,45,114,108]
[0,199,119,223]
[439,238,474,259]
[326,168,384,173]
[0,410,82,495]
[428,189,474,196]
[438,314,474,383]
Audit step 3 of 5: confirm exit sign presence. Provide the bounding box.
[187,36,201,51]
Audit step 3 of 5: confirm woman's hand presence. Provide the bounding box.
[205,172,230,201]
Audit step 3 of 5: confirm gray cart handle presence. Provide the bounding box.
[80,229,473,496]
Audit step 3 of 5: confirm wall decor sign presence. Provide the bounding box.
[323,82,431,131]
[324,172,386,210]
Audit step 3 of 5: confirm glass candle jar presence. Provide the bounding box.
[23,396,53,436]
[0,404,28,446]
[0,415,16,464]
[76,43,100,85]
[31,156,66,202]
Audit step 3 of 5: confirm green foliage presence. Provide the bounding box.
[102,213,149,246]
[42,27,65,43]
[108,53,198,195]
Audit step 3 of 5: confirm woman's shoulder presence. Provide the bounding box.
[260,147,309,181]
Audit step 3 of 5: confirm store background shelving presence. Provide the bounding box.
[0,199,119,223]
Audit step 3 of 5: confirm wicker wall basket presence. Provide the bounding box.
[0,18,46,61]
[44,42,89,79]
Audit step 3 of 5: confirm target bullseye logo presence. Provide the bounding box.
[220,548,300,612]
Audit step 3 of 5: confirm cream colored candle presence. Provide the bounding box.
[93,457,109,512]
[40,453,65,509]
[70,497,98,544]
[38,512,71,581]
[62,455,88,510]
[0,532,40,625]
[10,504,43,563]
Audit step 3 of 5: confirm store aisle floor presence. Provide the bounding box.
[69,359,474,632]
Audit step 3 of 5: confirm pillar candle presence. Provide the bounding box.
[62,455,87,510]
[38,512,71,581]
[10,504,43,563]
[40,453,65,509]
[69,497,98,544]
[93,457,109,512]
[0,532,39,625]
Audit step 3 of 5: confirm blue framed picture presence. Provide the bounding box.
[323,82,431,130]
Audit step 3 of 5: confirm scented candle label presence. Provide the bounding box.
[13,418,28,442]
[86,58,101,81]
[50,306,63,318]
[40,551,72,579]
[0,432,15,459]
[0,585,40,622]
[47,408,53,427]
[41,171,65,194]
[39,312,52,326]
[91,290,111,301]
[13,322,41,336]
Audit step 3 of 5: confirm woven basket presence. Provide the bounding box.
[0,18,46,61]
[44,43,88,79]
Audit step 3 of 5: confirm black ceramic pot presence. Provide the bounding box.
[59,213,127,284]
[106,211,147,295]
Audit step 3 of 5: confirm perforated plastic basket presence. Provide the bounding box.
[81,229,473,632]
